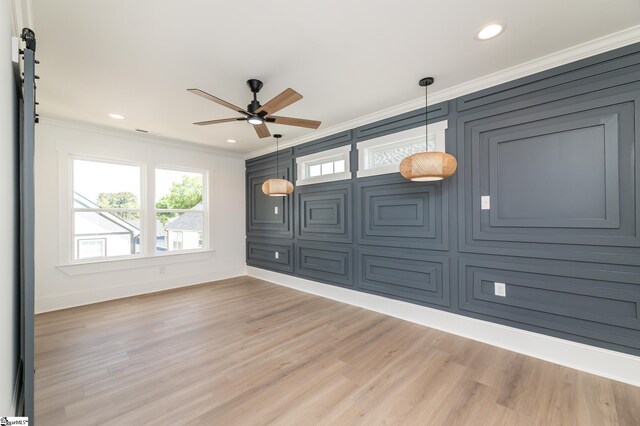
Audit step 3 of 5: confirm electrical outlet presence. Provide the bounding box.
[275,252,279,259]
[481,196,491,210]
[494,282,506,297]
[274,206,278,215]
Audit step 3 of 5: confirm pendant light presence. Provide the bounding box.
[262,134,294,196]
[399,77,457,181]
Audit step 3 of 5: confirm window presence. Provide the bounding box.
[357,120,448,178]
[155,168,205,253]
[70,158,207,263]
[72,159,142,260]
[296,145,351,186]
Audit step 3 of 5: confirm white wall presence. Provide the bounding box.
[0,0,19,415]
[35,119,247,313]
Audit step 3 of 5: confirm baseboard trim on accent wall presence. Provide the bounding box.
[247,266,640,387]
[36,267,246,313]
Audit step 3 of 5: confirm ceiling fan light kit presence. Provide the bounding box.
[262,134,294,197]
[248,115,264,125]
[399,77,458,182]
[188,79,321,139]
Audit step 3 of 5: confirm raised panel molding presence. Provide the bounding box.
[246,156,294,238]
[459,256,640,355]
[459,88,640,264]
[488,113,619,229]
[296,182,352,243]
[246,238,294,273]
[357,247,450,307]
[357,175,448,250]
[295,241,354,288]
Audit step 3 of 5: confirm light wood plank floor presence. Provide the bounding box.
[35,276,640,425]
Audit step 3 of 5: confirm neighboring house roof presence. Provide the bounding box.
[166,203,203,231]
[74,192,140,235]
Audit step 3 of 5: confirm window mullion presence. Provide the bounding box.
[145,163,155,257]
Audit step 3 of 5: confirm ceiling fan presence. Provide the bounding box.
[187,79,321,138]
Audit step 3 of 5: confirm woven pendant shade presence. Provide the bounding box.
[262,134,295,196]
[262,178,294,196]
[399,151,457,181]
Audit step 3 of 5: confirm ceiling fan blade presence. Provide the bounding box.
[193,118,245,126]
[256,88,303,115]
[187,88,250,116]
[253,123,271,138]
[269,116,321,129]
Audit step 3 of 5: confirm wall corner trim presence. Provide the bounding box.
[247,266,640,387]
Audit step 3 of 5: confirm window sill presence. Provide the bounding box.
[57,249,216,276]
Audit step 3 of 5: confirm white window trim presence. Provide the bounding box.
[296,145,352,186]
[356,120,448,178]
[60,153,212,268]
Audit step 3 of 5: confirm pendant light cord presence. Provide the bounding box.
[276,137,279,179]
[425,83,428,152]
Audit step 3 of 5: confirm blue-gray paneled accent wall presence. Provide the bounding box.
[246,42,640,357]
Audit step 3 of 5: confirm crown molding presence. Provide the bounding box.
[244,24,640,160]
[39,116,244,158]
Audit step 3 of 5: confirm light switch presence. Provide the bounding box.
[275,252,279,259]
[494,282,506,297]
[274,206,278,215]
[481,196,491,210]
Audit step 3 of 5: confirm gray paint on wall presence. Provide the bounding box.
[246,42,640,357]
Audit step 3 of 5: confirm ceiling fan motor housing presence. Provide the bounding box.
[247,100,262,114]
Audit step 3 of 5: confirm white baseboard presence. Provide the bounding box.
[35,267,246,313]
[247,266,640,387]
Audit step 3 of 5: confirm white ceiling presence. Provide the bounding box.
[31,0,640,154]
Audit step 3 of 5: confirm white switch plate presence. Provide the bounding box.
[481,196,491,210]
[275,252,279,259]
[274,206,278,215]
[494,282,506,297]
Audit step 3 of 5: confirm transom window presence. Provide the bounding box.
[71,158,207,263]
[296,145,351,186]
[357,120,448,178]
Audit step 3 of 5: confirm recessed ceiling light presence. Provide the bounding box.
[108,113,125,120]
[227,139,236,143]
[476,23,505,40]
